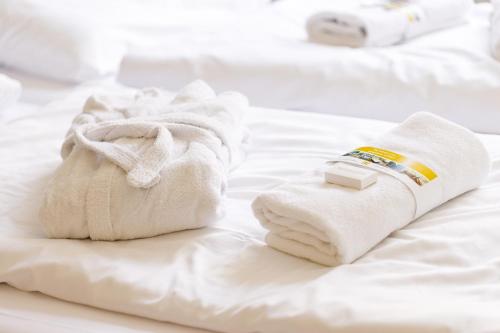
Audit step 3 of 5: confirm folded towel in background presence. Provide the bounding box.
[306,0,473,47]
[252,112,490,266]
[491,0,500,60]
[0,73,21,112]
[40,80,249,240]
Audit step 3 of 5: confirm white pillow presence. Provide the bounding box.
[0,73,21,112]
[0,1,126,83]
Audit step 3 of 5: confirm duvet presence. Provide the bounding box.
[1,83,500,333]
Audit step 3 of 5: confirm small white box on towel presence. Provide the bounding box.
[325,162,377,190]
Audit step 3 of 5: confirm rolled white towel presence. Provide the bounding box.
[491,0,500,60]
[0,73,21,112]
[40,80,249,240]
[306,0,473,47]
[252,112,490,266]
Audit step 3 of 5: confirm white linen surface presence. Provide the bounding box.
[0,68,78,106]
[0,73,21,113]
[1,84,500,333]
[0,285,210,333]
[117,2,500,134]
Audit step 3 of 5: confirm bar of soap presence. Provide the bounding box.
[325,162,377,190]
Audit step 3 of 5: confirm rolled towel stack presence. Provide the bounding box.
[306,0,473,47]
[491,0,500,60]
[0,73,21,112]
[40,81,248,240]
[252,112,490,266]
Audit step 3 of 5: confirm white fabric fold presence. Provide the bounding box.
[252,112,490,266]
[40,80,249,240]
[306,0,472,47]
[0,73,21,112]
[72,121,174,188]
[491,0,500,60]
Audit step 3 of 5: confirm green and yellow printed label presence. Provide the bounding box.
[343,146,437,186]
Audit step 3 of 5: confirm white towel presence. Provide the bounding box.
[306,0,472,47]
[252,112,490,266]
[40,80,249,240]
[491,0,500,60]
[0,73,21,112]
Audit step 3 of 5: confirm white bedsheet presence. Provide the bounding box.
[0,285,210,333]
[117,2,500,134]
[1,83,500,333]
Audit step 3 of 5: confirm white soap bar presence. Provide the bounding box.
[325,162,377,190]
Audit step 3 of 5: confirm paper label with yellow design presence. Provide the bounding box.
[329,146,442,218]
[344,146,437,186]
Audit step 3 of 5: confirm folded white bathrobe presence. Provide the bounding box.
[40,81,248,240]
[252,112,490,266]
[0,73,21,112]
[306,0,472,47]
[491,0,500,60]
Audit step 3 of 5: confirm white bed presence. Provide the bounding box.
[2,0,500,133]
[2,1,500,331]
[1,74,500,332]
[117,2,500,134]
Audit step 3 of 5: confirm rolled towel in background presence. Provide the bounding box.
[252,112,490,266]
[0,73,21,112]
[40,80,248,240]
[306,0,473,47]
